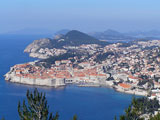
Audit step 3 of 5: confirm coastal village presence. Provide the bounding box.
[5,40,160,100]
[3,1,160,119]
[4,38,160,119]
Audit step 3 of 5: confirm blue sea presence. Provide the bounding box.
[0,35,135,120]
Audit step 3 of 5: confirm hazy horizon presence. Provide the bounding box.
[1,0,160,34]
[2,28,160,36]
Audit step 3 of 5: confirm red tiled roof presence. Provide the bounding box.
[119,83,131,89]
[128,75,138,79]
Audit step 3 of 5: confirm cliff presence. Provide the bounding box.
[24,38,53,53]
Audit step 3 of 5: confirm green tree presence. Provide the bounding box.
[72,115,78,120]
[118,97,160,120]
[150,113,160,120]
[18,88,59,120]
[120,115,125,120]
[1,117,5,120]
[114,116,117,120]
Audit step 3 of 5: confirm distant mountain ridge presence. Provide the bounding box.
[54,29,70,35]
[89,29,160,42]
[89,29,135,42]
[49,30,109,48]
[4,28,160,42]
[125,30,160,38]
[54,30,108,46]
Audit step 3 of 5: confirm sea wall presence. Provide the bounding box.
[5,72,65,87]
[115,87,148,96]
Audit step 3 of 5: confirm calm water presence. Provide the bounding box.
[0,35,135,120]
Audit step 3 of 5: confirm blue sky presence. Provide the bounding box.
[0,0,160,33]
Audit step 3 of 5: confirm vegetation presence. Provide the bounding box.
[50,30,109,48]
[2,89,160,120]
[18,88,77,120]
[118,43,132,47]
[72,115,78,120]
[36,52,80,68]
[137,79,149,86]
[150,113,160,120]
[117,97,160,120]
[18,88,59,120]
[94,52,114,63]
[36,49,93,68]
[56,30,108,47]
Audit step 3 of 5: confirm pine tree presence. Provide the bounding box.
[1,117,5,120]
[150,113,160,120]
[18,88,59,120]
[114,116,117,120]
[72,115,78,120]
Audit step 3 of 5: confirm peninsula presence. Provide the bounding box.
[5,30,160,98]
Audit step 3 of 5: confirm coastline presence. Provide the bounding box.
[114,87,148,96]
[1,34,155,120]
[4,72,65,88]
[4,70,147,96]
[5,39,160,98]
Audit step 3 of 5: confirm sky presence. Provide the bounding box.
[0,0,160,34]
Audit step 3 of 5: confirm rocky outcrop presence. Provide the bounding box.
[24,38,54,59]
[24,38,53,53]
[29,53,49,59]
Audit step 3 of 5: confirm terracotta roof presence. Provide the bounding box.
[15,70,21,72]
[119,83,131,89]
[74,72,85,77]
[97,74,106,77]
[151,93,156,96]
[128,75,138,79]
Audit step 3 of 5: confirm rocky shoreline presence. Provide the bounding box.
[114,87,148,96]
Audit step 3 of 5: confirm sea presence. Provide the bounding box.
[0,35,136,120]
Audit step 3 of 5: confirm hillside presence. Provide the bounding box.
[24,30,109,59]
[52,30,109,47]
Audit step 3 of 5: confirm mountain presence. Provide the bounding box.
[51,30,109,47]
[126,30,160,38]
[62,30,106,45]
[24,30,109,58]
[89,29,160,43]
[89,29,135,42]
[54,29,70,35]
[103,29,123,36]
